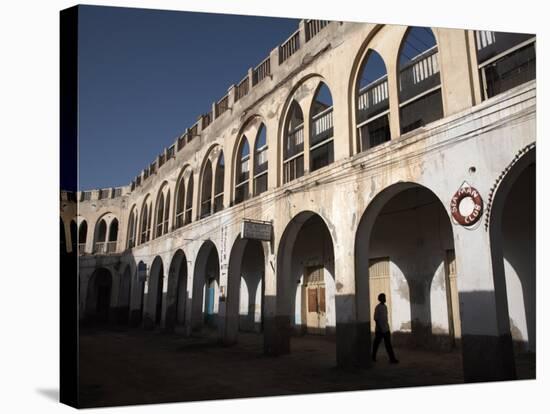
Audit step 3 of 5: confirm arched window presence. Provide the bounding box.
[214,152,225,213]
[175,172,186,229]
[475,30,535,100]
[235,136,250,204]
[108,218,118,253]
[283,101,304,183]
[185,175,193,225]
[163,190,170,234]
[108,219,118,242]
[140,197,152,244]
[78,220,88,254]
[140,204,148,244]
[154,184,170,237]
[156,193,165,238]
[254,124,268,196]
[356,49,391,152]
[398,27,443,134]
[147,205,152,241]
[310,83,334,172]
[127,208,136,248]
[94,219,107,253]
[201,160,213,218]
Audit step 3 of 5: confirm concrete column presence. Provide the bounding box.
[85,221,94,254]
[262,243,281,355]
[135,203,142,246]
[128,269,143,327]
[264,116,278,190]
[269,47,279,82]
[227,85,235,111]
[142,269,154,330]
[222,133,236,208]
[217,250,230,344]
[195,117,203,137]
[210,155,217,215]
[160,270,169,329]
[211,102,217,121]
[298,20,306,50]
[453,224,516,382]
[183,261,194,336]
[331,73,352,161]
[466,30,483,105]
[192,168,200,222]
[436,28,476,117]
[221,234,244,346]
[108,267,120,324]
[248,134,255,198]
[333,238,369,369]
[247,67,253,91]
[119,207,130,251]
[167,181,177,233]
[385,50,401,139]
[302,103,311,174]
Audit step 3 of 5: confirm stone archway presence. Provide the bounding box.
[355,183,459,366]
[272,211,336,357]
[191,241,220,331]
[143,256,164,329]
[116,265,132,324]
[165,249,189,333]
[488,146,535,376]
[224,236,267,344]
[85,268,113,324]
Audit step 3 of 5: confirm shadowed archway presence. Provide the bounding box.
[355,182,459,367]
[191,241,220,331]
[165,249,189,332]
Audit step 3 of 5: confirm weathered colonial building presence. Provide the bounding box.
[60,20,536,382]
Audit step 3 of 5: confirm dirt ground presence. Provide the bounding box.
[78,327,535,408]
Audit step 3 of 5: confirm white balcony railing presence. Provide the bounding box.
[358,76,389,112]
[279,30,300,64]
[94,241,117,254]
[287,125,304,150]
[311,106,334,138]
[399,46,440,92]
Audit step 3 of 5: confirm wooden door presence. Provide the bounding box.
[304,266,326,334]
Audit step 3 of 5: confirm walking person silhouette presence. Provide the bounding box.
[372,293,399,363]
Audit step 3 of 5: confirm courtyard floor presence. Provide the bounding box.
[79,326,535,408]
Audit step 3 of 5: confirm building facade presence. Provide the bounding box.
[60,20,536,382]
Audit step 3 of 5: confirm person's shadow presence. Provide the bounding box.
[36,388,58,402]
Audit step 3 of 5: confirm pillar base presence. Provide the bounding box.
[263,315,291,356]
[462,333,516,382]
[336,321,372,369]
[142,315,155,330]
[128,309,142,327]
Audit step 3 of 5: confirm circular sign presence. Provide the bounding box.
[450,186,483,226]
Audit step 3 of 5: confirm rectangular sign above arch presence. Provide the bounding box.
[241,219,272,241]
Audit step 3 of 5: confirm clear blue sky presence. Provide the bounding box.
[78,5,298,190]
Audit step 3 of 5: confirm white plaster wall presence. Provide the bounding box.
[389,261,411,333]
[239,277,249,315]
[254,279,262,324]
[430,262,451,335]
